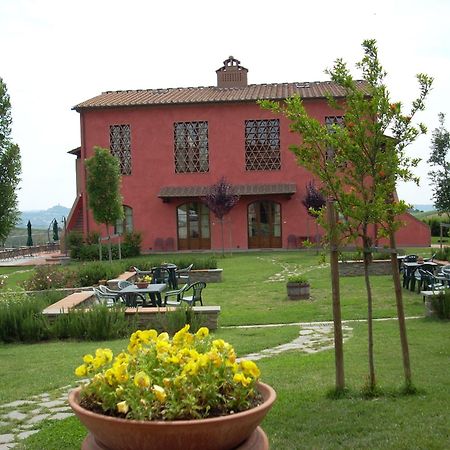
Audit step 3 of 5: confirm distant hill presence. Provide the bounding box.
[18,205,70,229]
[412,204,435,212]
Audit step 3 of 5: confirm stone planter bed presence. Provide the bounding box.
[339,260,392,277]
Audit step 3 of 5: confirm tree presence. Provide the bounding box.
[85,147,124,262]
[0,78,21,243]
[428,113,450,221]
[262,39,432,391]
[202,177,240,256]
[302,181,326,248]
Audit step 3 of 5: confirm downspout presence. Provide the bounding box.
[80,111,89,236]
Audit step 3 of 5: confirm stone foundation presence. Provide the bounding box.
[339,260,392,276]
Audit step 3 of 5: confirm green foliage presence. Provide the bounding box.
[0,78,22,242]
[0,291,52,343]
[287,275,309,285]
[22,265,76,290]
[52,304,132,340]
[434,247,450,261]
[85,147,124,229]
[427,113,450,220]
[431,291,450,319]
[156,305,202,335]
[422,218,448,237]
[122,231,142,258]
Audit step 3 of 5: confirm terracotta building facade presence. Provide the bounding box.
[67,57,430,251]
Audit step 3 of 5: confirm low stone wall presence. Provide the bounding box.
[189,269,223,283]
[339,260,392,277]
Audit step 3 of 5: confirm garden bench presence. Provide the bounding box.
[42,291,96,316]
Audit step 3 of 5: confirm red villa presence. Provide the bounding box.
[66,56,430,251]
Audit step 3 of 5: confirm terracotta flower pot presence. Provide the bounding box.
[136,282,148,289]
[69,382,276,450]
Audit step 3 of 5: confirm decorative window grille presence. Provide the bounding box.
[325,116,344,160]
[110,124,131,175]
[174,122,209,173]
[245,119,280,171]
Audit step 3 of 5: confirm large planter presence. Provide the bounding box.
[69,382,276,450]
[286,282,310,300]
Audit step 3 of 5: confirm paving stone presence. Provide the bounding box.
[3,411,27,421]
[0,435,14,444]
[0,443,17,449]
[27,413,50,424]
[299,329,314,335]
[0,423,6,427]
[49,412,73,420]
[49,406,71,413]
[17,430,39,440]
[39,400,65,408]
[0,400,34,409]
[29,408,42,415]
[17,423,34,430]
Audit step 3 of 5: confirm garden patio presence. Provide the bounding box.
[0,250,449,449]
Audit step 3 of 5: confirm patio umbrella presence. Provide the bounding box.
[52,219,59,241]
[26,220,33,247]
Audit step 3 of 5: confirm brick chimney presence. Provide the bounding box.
[216,56,248,88]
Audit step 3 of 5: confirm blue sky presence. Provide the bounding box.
[1,0,449,210]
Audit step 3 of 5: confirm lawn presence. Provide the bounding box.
[0,250,448,449]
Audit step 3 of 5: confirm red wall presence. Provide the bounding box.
[76,99,430,251]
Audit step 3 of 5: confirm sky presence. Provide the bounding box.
[1,0,449,211]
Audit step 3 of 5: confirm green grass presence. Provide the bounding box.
[1,250,449,449]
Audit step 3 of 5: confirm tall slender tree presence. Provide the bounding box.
[262,39,432,391]
[202,177,240,256]
[0,78,22,244]
[427,113,450,221]
[85,147,124,262]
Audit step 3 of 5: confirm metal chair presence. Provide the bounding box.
[93,287,117,307]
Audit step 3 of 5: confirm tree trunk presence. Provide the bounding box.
[362,233,376,391]
[106,224,112,263]
[326,199,345,391]
[220,219,225,257]
[389,230,412,387]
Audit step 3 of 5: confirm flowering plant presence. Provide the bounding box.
[74,325,261,421]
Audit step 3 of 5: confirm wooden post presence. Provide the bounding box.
[326,198,345,390]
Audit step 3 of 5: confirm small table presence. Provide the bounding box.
[120,283,166,307]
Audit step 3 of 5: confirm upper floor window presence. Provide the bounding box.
[245,119,280,171]
[114,205,133,235]
[174,121,209,173]
[325,116,344,160]
[110,124,131,175]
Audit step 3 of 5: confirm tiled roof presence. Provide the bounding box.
[158,183,297,199]
[73,81,368,110]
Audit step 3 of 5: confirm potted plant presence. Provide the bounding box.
[69,325,276,450]
[286,275,310,300]
[136,274,152,289]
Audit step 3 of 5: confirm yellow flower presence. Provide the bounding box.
[233,372,252,387]
[83,354,94,364]
[112,362,129,383]
[195,327,209,339]
[75,364,87,377]
[134,371,151,388]
[240,360,260,379]
[152,384,167,402]
[116,401,129,414]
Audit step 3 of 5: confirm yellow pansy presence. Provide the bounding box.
[116,401,129,414]
[83,354,94,364]
[152,384,167,402]
[195,327,209,339]
[240,360,260,378]
[134,371,151,388]
[75,364,87,377]
[233,372,251,387]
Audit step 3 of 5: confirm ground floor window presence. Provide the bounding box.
[248,201,281,248]
[177,202,211,250]
[114,205,133,235]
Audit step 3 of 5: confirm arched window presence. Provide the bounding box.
[177,202,210,250]
[248,201,281,248]
[115,206,133,235]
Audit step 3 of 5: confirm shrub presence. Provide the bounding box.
[76,261,124,287]
[22,266,75,290]
[431,291,450,320]
[0,290,52,343]
[287,275,309,285]
[122,231,142,258]
[67,231,84,259]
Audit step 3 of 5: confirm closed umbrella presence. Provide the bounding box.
[52,219,59,241]
[26,220,33,247]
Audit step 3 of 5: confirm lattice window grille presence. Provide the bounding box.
[325,116,344,160]
[174,121,209,173]
[245,119,281,171]
[109,124,131,175]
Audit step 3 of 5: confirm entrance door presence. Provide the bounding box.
[248,201,281,248]
[177,202,211,250]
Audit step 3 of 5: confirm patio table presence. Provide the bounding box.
[402,262,438,291]
[120,283,167,307]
